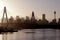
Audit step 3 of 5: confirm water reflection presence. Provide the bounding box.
[0,29,60,40]
[0,34,2,40]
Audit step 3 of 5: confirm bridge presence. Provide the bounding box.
[0,7,18,33]
[0,6,60,33]
[0,6,18,40]
[0,6,60,40]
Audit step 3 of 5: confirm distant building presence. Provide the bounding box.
[31,11,36,22]
[8,16,14,28]
[16,16,21,23]
[50,11,57,24]
[9,16,14,23]
[38,19,42,24]
[16,16,20,20]
[32,11,34,17]
[41,14,49,24]
[42,14,45,20]
[50,19,57,25]
[53,11,57,22]
[58,18,60,24]
[26,16,29,21]
[15,16,22,29]
[21,17,25,23]
[52,19,56,23]
[54,11,56,19]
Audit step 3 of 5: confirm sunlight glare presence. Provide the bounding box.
[0,0,11,19]
[0,1,5,18]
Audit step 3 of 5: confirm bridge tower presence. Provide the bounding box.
[1,6,8,28]
[1,7,8,40]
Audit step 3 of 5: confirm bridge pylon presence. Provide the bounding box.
[1,6,8,28]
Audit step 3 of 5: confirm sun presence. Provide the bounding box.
[0,1,9,23]
[0,1,5,18]
[0,0,11,19]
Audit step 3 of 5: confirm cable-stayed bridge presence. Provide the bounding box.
[0,6,60,40]
[0,6,18,33]
[0,6,60,33]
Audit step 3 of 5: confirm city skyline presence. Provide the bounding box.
[0,0,60,21]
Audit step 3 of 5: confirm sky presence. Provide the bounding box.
[0,0,60,21]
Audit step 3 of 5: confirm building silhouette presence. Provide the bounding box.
[53,11,57,23]
[31,11,36,22]
[41,14,49,24]
[50,11,57,25]
[8,16,14,29]
[42,14,45,20]
[9,16,14,23]
[0,6,60,31]
[21,18,25,23]
[26,16,29,21]
[54,11,56,19]
[58,18,60,24]
[38,19,42,24]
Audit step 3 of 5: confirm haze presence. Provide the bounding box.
[0,0,60,21]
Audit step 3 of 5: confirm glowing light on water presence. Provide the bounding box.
[0,34,2,40]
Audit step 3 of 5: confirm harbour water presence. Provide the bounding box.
[0,29,60,40]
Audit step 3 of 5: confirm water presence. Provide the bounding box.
[0,29,60,40]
